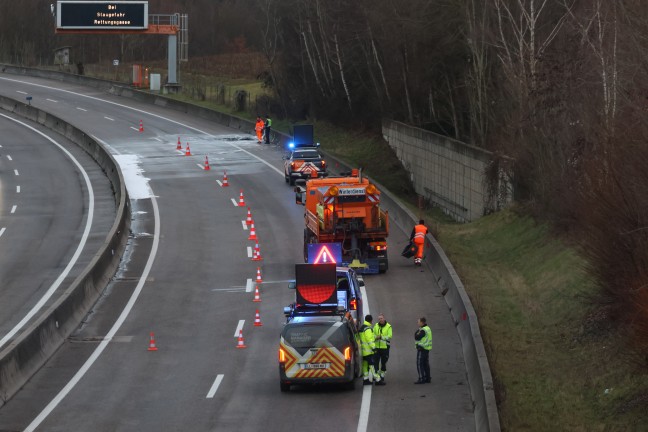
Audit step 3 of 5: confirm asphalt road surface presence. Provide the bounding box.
[0,75,475,432]
[0,112,115,351]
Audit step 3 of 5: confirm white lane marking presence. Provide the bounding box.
[130,126,139,131]
[76,107,87,112]
[176,150,184,155]
[234,320,245,337]
[241,221,247,230]
[6,155,12,161]
[0,228,5,237]
[197,164,205,170]
[152,137,162,142]
[216,180,223,187]
[246,278,253,292]
[211,287,246,292]
[10,205,17,214]
[0,114,95,351]
[206,374,224,398]
[357,284,372,432]
[230,198,238,207]
[25,193,160,432]
[14,169,19,176]
[0,77,285,176]
[104,116,114,121]
[247,246,252,258]
[46,98,58,103]
[16,186,20,193]
[16,90,27,94]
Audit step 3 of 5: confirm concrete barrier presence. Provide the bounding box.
[0,66,499,430]
[0,95,131,407]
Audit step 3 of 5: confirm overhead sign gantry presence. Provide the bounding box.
[54,1,188,89]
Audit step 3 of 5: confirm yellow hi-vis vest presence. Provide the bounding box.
[359,321,376,357]
[373,322,392,350]
[415,325,432,351]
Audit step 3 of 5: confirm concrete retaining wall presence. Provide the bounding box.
[382,119,512,222]
[0,95,131,407]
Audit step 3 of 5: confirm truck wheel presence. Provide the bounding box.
[280,381,290,392]
[379,258,388,274]
[289,176,295,186]
[284,172,289,183]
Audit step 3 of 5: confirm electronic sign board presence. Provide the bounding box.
[307,243,342,264]
[57,1,148,30]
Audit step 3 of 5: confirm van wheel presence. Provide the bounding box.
[280,382,290,392]
[346,378,356,391]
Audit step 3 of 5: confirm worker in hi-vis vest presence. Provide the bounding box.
[359,315,376,385]
[255,116,264,143]
[372,313,392,385]
[410,219,428,266]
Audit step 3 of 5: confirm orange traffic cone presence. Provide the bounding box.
[236,329,247,349]
[251,247,258,261]
[176,136,182,150]
[248,222,257,241]
[253,284,262,302]
[238,190,246,207]
[253,245,262,261]
[256,267,263,283]
[185,143,192,156]
[204,155,210,171]
[222,171,229,187]
[147,332,158,351]
[254,309,263,326]
[139,119,144,132]
[245,207,253,225]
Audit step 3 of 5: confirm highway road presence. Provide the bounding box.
[0,112,115,350]
[0,75,475,432]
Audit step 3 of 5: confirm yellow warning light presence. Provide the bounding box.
[328,186,339,196]
[366,184,377,194]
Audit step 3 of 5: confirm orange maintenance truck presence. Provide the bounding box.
[295,169,389,274]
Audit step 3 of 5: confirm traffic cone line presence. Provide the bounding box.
[236,329,247,349]
[176,136,182,150]
[256,267,263,283]
[245,207,253,225]
[248,222,257,241]
[147,332,158,351]
[253,285,261,302]
[204,155,210,171]
[222,171,229,187]
[139,120,144,133]
[251,247,258,261]
[238,190,246,207]
[254,309,263,326]
[252,244,262,261]
[185,143,192,156]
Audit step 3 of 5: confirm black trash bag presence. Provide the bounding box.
[401,241,417,258]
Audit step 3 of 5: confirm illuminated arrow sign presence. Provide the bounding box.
[307,243,343,264]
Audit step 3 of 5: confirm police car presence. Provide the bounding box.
[279,313,361,392]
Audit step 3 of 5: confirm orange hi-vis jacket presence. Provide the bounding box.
[255,120,264,132]
[413,224,427,245]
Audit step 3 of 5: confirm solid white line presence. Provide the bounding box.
[14,169,19,176]
[76,107,87,112]
[0,228,5,237]
[246,278,253,292]
[10,205,17,214]
[25,193,160,432]
[241,221,247,230]
[46,98,58,103]
[356,284,372,432]
[230,198,238,207]
[247,246,252,258]
[0,114,96,351]
[234,320,245,337]
[16,90,27,94]
[104,116,114,121]
[16,186,20,193]
[206,374,224,398]
[6,155,12,161]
